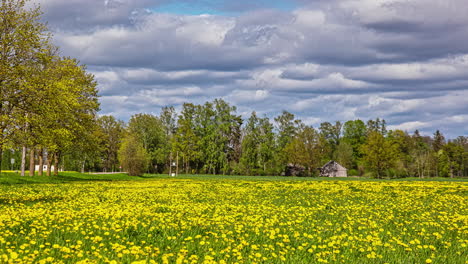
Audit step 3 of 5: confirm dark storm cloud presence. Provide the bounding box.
[32,0,468,138]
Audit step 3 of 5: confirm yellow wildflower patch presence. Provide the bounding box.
[0,179,466,263]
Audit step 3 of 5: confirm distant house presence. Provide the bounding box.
[319,161,347,177]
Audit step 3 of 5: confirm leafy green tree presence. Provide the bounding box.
[342,120,367,168]
[240,112,260,175]
[0,0,51,173]
[274,111,297,150]
[361,131,399,178]
[410,130,431,178]
[257,116,275,174]
[30,57,99,176]
[333,141,354,170]
[200,99,242,174]
[98,115,125,172]
[432,130,446,177]
[432,130,445,152]
[319,121,342,159]
[439,142,464,178]
[160,106,177,138]
[453,136,468,176]
[274,111,301,173]
[173,103,201,174]
[118,134,148,176]
[366,118,387,136]
[159,106,177,172]
[127,114,166,173]
[387,130,413,177]
[284,125,323,176]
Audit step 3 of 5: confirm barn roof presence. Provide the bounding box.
[321,160,347,171]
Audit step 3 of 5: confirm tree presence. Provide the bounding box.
[274,111,297,150]
[159,106,177,173]
[257,116,275,174]
[319,121,342,159]
[342,120,367,168]
[240,112,260,175]
[439,142,464,178]
[361,131,399,178]
[387,129,413,177]
[160,106,177,138]
[0,0,51,173]
[127,114,165,173]
[367,118,387,136]
[410,130,431,178]
[37,57,99,176]
[432,130,445,152]
[453,136,468,176]
[118,134,148,176]
[334,141,354,170]
[98,115,125,172]
[173,103,201,174]
[284,125,323,176]
[274,111,301,173]
[432,130,446,177]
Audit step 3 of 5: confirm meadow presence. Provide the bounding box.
[0,174,466,263]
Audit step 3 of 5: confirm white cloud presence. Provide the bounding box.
[31,0,468,138]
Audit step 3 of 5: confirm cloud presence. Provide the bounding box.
[32,0,468,138]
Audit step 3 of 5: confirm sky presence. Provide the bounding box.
[31,0,468,138]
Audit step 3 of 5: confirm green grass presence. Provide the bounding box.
[146,173,468,182]
[0,171,146,185]
[0,171,466,185]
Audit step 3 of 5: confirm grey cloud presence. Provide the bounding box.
[33,0,468,138]
[32,0,160,31]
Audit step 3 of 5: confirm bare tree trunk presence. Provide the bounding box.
[81,159,85,173]
[0,146,3,174]
[29,148,35,176]
[46,153,53,176]
[176,151,179,176]
[38,148,44,176]
[54,152,60,176]
[20,146,27,176]
[169,153,172,176]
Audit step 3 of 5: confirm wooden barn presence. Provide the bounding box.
[319,161,347,177]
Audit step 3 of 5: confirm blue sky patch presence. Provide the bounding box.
[153,0,297,15]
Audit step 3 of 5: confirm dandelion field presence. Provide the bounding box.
[0,177,466,264]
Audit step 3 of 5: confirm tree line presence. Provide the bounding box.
[7,99,461,178]
[1,0,466,178]
[0,0,99,176]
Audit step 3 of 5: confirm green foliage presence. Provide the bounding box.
[127,113,166,173]
[334,141,354,169]
[361,131,399,178]
[0,0,51,172]
[0,0,99,175]
[283,125,324,176]
[97,116,125,172]
[118,135,148,176]
[347,169,359,176]
[319,121,342,158]
[342,120,367,164]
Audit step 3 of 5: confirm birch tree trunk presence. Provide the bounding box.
[20,146,27,176]
[38,148,44,176]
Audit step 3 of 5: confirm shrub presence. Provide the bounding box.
[118,135,148,176]
[348,169,359,176]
